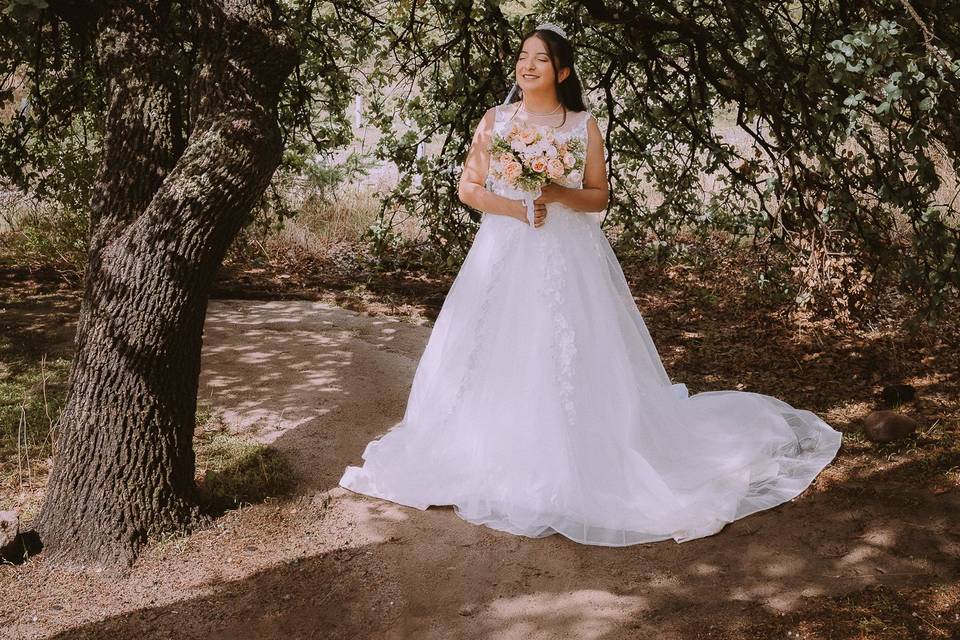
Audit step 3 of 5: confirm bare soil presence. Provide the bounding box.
[1,246,958,640]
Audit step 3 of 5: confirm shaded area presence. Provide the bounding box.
[32,453,960,639]
[1,247,958,638]
[0,529,43,565]
[194,416,298,517]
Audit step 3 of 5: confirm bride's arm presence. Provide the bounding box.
[457,108,527,222]
[537,115,609,212]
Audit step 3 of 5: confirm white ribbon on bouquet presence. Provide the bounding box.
[524,187,542,228]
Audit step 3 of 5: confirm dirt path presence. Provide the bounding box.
[2,299,959,639]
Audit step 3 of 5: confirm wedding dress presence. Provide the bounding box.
[338,104,843,546]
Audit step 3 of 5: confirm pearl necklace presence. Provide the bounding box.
[520,100,562,116]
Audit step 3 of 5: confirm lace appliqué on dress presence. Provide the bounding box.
[539,231,578,426]
[440,224,522,424]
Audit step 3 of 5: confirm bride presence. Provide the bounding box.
[339,23,843,546]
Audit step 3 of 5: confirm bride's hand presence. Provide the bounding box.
[512,198,547,227]
[532,201,547,228]
[534,182,565,205]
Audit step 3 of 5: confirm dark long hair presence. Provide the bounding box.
[506,27,587,127]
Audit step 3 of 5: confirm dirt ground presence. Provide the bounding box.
[1,254,959,639]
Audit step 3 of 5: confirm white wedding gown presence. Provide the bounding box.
[339,105,843,546]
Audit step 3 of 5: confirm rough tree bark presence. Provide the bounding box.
[34,0,297,567]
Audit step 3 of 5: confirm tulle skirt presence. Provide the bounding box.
[339,205,843,546]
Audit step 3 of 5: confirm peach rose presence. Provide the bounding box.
[530,156,548,173]
[563,153,576,168]
[518,128,538,145]
[547,158,565,178]
[498,152,515,165]
[503,161,523,180]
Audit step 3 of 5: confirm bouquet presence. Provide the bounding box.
[488,123,585,226]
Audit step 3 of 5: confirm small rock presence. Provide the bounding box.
[862,410,919,443]
[0,510,18,551]
[879,384,916,408]
[458,604,480,617]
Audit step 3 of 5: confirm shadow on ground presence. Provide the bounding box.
[2,297,958,640]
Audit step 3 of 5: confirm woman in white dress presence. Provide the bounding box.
[339,23,843,546]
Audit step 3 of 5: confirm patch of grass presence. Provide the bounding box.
[867,418,960,480]
[194,409,296,515]
[0,343,70,491]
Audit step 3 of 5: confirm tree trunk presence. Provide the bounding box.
[34,0,297,567]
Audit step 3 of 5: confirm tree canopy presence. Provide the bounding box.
[353,0,960,319]
[3,0,959,321]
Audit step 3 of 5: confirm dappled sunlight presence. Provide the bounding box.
[337,489,414,530]
[1,294,957,638]
[200,300,362,440]
[482,590,647,640]
[199,299,433,494]
[859,524,898,549]
[729,581,782,603]
[759,555,805,578]
[692,562,722,576]
[823,399,874,424]
[194,299,959,636]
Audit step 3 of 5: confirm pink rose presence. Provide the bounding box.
[568,170,582,183]
[498,152,515,165]
[563,153,576,168]
[530,156,548,173]
[547,158,565,178]
[503,161,523,180]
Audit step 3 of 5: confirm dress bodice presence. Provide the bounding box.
[485,104,594,199]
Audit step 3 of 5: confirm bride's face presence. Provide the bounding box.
[516,36,566,93]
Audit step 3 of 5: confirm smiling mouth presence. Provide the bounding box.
[522,74,539,79]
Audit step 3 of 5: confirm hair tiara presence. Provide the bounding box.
[535,22,568,40]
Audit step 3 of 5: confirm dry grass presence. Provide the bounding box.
[275,183,384,253]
